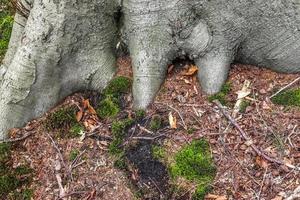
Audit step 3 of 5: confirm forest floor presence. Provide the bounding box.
[3,56,300,200]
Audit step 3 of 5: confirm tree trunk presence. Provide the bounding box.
[1,0,300,138]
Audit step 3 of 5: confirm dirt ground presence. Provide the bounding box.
[7,56,300,200]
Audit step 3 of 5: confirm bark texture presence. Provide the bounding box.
[1,0,300,138]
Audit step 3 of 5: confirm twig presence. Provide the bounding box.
[286,186,300,200]
[258,167,268,199]
[149,177,164,197]
[45,132,73,180]
[131,134,166,141]
[156,102,187,130]
[54,158,66,199]
[213,100,300,171]
[270,76,300,98]
[138,124,155,134]
[0,131,33,143]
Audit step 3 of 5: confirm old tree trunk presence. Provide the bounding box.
[1,0,300,139]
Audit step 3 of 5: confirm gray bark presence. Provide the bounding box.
[1,0,300,138]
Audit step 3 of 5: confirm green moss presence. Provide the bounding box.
[69,149,80,161]
[0,143,10,164]
[103,76,132,97]
[69,124,84,138]
[192,184,212,200]
[0,6,13,61]
[20,188,34,200]
[187,127,196,135]
[149,115,162,131]
[135,109,146,120]
[0,175,19,195]
[208,82,231,105]
[272,88,300,107]
[0,141,33,198]
[45,107,78,130]
[97,96,120,118]
[114,157,128,170]
[109,119,134,155]
[15,165,33,176]
[151,145,165,160]
[240,100,250,113]
[170,139,216,200]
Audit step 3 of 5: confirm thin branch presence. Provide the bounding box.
[131,134,166,141]
[45,132,73,180]
[213,100,299,171]
[0,131,33,143]
[270,76,300,98]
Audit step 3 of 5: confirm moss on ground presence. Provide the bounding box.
[109,118,134,156]
[151,145,165,160]
[135,109,146,120]
[240,100,250,113]
[271,88,300,107]
[0,143,33,199]
[103,76,132,97]
[170,139,216,200]
[208,82,231,105]
[149,115,162,131]
[97,96,120,118]
[0,0,14,61]
[69,149,80,161]
[97,76,132,119]
[45,106,84,138]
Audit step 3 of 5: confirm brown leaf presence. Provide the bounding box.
[256,156,269,169]
[183,65,198,76]
[83,99,97,114]
[206,194,227,200]
[76,109,83,122]
[169,112,177,129]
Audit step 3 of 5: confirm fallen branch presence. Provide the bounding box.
[155,102,187,130]
[131,134,166,141]
[45,132,74,180]
[270,76,300,99]
[0,131,33,143]
[213,100,299,171]
[286,186,300,200]
[138,124,155,135]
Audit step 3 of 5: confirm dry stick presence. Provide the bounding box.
[213,100,300,171]
[0,131,33,143]
[155,102,188,130]
[270,76,300,99]
[131,134,167,141]
[45,132,73,180]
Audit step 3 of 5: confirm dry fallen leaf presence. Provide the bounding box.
[183,65,198,76]
[206,194,227,200]
[169,112,177,129]
[76,109,83,122]
[256,156,269,169]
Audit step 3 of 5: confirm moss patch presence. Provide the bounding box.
[109,118,134,156]
[45,106,84,138]
[271,88,300,107]
[0,143,33,199]
[208,82,231,105]
[103,76,132,97]
[96,76,132,119]
[0,0,14,61]
[149,115,162,131]
[240,100,250,113]
[170,139,216,200]
[135,109,146,120]
[151,145,165,160]
[97,97,120,118]
[69,149,80,161]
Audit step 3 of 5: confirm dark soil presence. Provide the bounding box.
[126,141,170,200]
